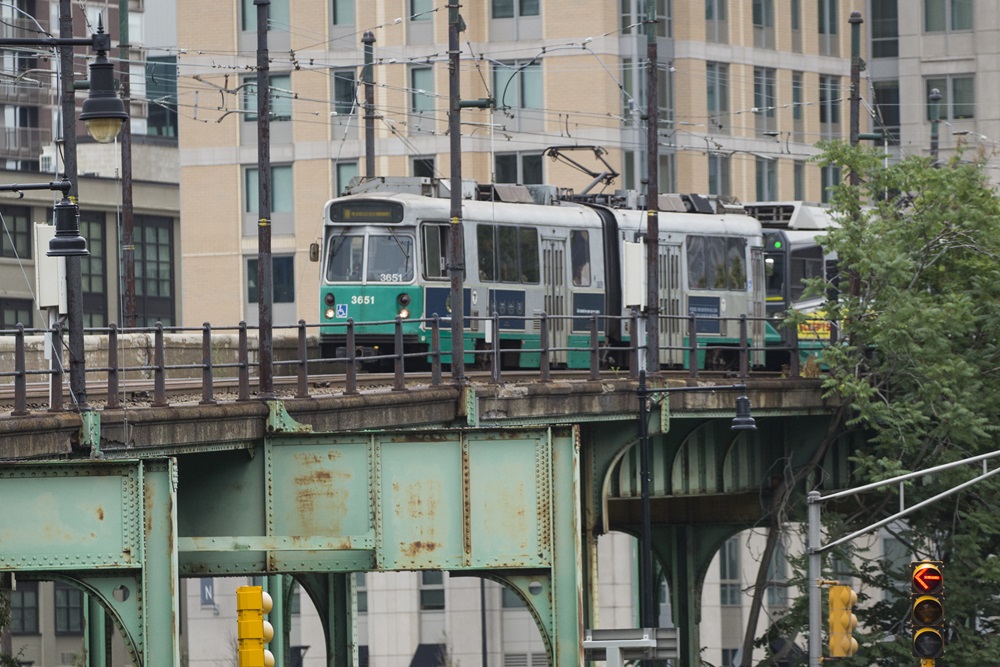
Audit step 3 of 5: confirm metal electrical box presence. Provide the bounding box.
[622,240,646,309]
[34,223,67,313]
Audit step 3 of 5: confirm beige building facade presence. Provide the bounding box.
[175,0,865,328]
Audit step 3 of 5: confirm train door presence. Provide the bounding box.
[659,242,683,367]
[750,245,766,367]
[542,236,568,365]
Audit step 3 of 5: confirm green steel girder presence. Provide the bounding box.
[0,459,179,667]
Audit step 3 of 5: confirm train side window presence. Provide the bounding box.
[519,227,539,283]
[422,223,449,280]
[498,226,519,282]
[708,237,727,289]
[687,235,707,288]
[727,237,746,289]
[571,230,590,286]
[477,224,497,281]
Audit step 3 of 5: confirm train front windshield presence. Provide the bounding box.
[325,232,414,283]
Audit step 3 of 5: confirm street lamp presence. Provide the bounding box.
[0,15,129,406]
[635,371,755,661]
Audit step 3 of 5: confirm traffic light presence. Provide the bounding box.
[910,560,945,660]
[828,584,859,657]
[236,585,275,667]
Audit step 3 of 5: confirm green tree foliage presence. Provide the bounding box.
[810,142,1000,666]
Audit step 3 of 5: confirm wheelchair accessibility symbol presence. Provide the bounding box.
[336,304,348,318]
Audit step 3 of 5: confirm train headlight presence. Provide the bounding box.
[399,307,411,319]
[325,308,336,319]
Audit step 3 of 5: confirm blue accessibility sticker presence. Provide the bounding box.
[336,304,348,318]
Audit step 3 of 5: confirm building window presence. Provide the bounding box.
[355,572,368,613]
[0,298,33,329]
[706,62,729,134]
[819,75,841,140]
[620,0,670,37]
[243,74,293,122]
[925,0,972,32]
[752,0,775,48]
[10,581,38,634]
[333,69,358,116]
[410,0,432,20]
[245,166,293,214]
[792,71,805,142]
[135,215,175,327]
[722,648,739,667]
[873,80,900,143]
[705,0,728,43]
[818,0,839,56]
[926,75,975,120]
[753,67,776,133]
[146,56,178,137]
[821,165,841,204]
[248,256,295,304]
[332,0,355,25]
[410,66,435,122]
[494,152,542,184]
[871,0,898,58]
[0,205,31,259]
[242,0,289,31]
[793,161,805,200]
[790,0,802,51]
[719,536,741,605]
[336,161,358,195]
[80,213,107,328]
[708,153,730,196]
[419,571,445,611]
[659,153,676,193]
[412,157,436,178]
[756,157,777,201]
[494,61,542,111]
[492,0,539,19]
[55,582,84,634]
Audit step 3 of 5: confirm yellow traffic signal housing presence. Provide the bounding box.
[910,561,944,659]
[236,585,275,667]
[828,584,859,657]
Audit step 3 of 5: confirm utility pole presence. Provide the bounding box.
[119,0,135,326]
[929,88,942,165]
[644,0,659,375]
[447,3,465,383]
[255,0,274,398]
[362,31,375,179]
[58,0,86,407]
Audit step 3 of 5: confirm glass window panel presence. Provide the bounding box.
[492,0,514,18]
[245,168,259,212]
[571,230,590,286]
[495,154,518,183]
[366,234,414,282]
[952,76,974,119]
[333,0,355,25]
[272,165,293,212]
[518,227,539,283]
[952,0,971,29]
[924,0,945,31]
[411,67,435,113]
[0,205,31,259]
[422,224,449,279]
[336,162,358,195]
[333,70,357,115]
[10,582,38,634]
[243,0,288,31]
[55,583,84,634]
[727,237,747,289]
[410,0,432,20]
[477,225,497,281]
[271,74,292,121]
[522,154,543,184]
[498,226,519,282]
[520,0,539,16]
[687,235,707,288]
[326,234,365,282]
[521,63,542,109]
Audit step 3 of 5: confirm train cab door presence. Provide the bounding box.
[542,236,569,365]
[750,245,766,367]
[659,242,684,367]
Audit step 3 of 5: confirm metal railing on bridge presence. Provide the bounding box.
[0,312,814,414]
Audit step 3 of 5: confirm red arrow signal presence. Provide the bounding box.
[912,564,943,593]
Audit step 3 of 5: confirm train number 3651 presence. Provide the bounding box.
[350,295,376,305]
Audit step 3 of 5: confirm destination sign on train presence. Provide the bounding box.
[330,201,404,223]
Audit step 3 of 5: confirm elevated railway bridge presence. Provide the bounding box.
[0,320,846,667]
